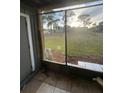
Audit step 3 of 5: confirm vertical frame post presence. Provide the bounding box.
[65,10,67,65]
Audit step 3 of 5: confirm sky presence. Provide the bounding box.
[67,5,103,28]
[42,3,103,29]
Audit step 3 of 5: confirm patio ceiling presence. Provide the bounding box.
[21,0,98,8]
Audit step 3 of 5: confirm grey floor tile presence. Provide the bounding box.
[54,87,67,93]
[36,83,55,93]
[21,79,42,93]
[34,72,47,82]
[21,71,102,93]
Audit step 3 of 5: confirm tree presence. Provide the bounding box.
[43,14,60,34]
[57,10,75,21]
[78,14,92,27]
[51,19,60,32]
[67,10,75,17]
[97,22,103,32]
[89,21,103,32]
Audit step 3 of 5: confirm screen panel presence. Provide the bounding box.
[67,5,103,66]
[42,11,65,64]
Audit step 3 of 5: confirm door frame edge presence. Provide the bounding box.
[20,13,35,71]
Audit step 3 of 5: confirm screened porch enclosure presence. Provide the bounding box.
[20,0,103,92]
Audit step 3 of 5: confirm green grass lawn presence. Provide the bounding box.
[44,30,103,57]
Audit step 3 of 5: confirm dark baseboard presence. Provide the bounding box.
[41,60,103,79]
